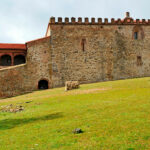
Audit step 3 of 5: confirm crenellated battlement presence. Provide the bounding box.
[49,12,150,25]
[49,17,150,25]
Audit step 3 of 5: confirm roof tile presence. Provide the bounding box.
[0,43,26,50]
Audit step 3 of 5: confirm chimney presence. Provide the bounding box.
[126,12,130,18]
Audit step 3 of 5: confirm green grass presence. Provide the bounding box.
[0,78,150,150]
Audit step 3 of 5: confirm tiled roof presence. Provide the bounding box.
[0,43,26,50]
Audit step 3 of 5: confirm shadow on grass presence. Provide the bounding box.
[0,112,63,130]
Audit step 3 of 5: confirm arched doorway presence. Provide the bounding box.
[0,55,12,66]
[14,55,26,65]
[38,80,49,90]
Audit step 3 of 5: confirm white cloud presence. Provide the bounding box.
[0,0,150,43]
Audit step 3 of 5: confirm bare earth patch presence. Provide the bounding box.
[74,88,109,94]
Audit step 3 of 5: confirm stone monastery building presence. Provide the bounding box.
[0,12,150,97]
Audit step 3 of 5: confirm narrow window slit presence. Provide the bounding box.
[81,39,86,51]
[134,32,138,40]
[137,56,142,66]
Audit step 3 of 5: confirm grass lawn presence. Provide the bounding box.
[0,78,150,150]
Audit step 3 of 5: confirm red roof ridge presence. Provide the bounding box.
[0,43,26,50]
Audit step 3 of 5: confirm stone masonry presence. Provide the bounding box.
[0,12,150,97]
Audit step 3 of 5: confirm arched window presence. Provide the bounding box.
[38,80,48,90]
[134,32,138,40]
[14,55,26,65]
[0,55,11,66]
[132,26,144,40]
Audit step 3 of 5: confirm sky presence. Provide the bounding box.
[0,0,150,43]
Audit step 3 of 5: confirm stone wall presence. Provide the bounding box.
[50,24,150,87]
[0,64,28,97]
[26,36,52,89]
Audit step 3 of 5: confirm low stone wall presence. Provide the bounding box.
[0,64,29,97]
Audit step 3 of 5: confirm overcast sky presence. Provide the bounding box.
[0,0,149,43]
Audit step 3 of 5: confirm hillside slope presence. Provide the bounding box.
[0,78,150,150]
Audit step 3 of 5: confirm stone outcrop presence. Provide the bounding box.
[65,81,80,91]
[0,104,24,113]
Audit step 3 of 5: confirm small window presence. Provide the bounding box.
[134,32,138,40]
[118,26,122,29]
[81,39,86,51]
[137,56,142,66]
